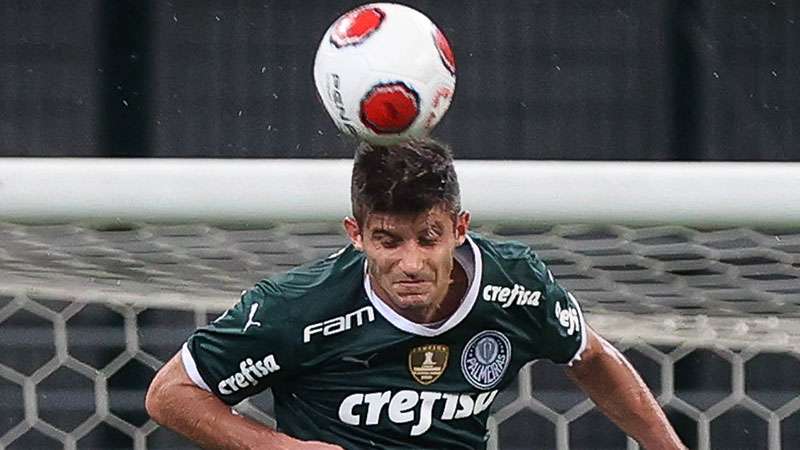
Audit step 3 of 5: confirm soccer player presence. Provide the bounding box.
[146,140,685,449]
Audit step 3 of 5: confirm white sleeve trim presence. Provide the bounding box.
[566,292,589,367]
[181,342,211,392]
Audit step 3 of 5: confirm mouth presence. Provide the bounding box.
[393,280,433,295]
[394,279,431,287]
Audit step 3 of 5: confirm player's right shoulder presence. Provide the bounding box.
[269,244,363,295]
[230,244,367,327]
[184,245,373,402]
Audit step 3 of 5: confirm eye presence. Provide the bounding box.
[378,238,401,249]
[418,236,438,246]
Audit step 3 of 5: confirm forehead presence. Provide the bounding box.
[364,208,452,233]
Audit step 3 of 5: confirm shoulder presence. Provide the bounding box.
[260,244,364,297]
[470,232,533,260]
[469,234,586,364]
[246,244,367,319]
[470,232,549,285]
[191,245,367,366]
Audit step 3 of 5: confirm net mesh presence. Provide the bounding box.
[1,222,799,449]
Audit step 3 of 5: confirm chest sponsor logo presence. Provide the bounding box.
[408,344,448,385]
[217,355,280,395]
[555,293,582,336]
[338,389,498,436]
[303,305,375,343]
[461,330,511,390]
[482,283,541,308]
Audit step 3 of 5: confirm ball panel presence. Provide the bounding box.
[422,85,454,130]
[329,5,386,48]
[313,49,372,137]
[433,28,456,75]
[360,82,420,134]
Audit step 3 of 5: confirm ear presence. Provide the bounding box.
[454,211,471,245]
[343,216,364,251]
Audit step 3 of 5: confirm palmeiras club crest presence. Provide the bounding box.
[330,6,386,48]
[409,344,449,385]
[461,330,512,390]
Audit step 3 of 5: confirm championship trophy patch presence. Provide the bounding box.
[408,344,449,385]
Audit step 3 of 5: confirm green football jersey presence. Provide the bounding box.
[182,233,586,449]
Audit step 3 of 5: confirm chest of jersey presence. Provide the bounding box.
[282,298,542,441]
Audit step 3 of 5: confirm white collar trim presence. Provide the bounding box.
[363,234,483,336]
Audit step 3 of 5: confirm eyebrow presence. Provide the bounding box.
[369,223,445,239]
[370,229,399,239]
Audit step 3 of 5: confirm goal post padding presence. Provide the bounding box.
[2,158,800,226]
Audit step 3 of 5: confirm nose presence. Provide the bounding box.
[397,242,425,276]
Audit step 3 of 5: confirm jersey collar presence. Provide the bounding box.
[363,234,483,337]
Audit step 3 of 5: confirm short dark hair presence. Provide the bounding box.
[351,139,461,225]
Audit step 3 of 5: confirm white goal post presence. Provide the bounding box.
[2,158,800,226]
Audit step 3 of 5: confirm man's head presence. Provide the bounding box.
[349,139,461,226]
[344,139,470,322]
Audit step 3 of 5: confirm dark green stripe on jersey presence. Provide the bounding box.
[185,232,585,449]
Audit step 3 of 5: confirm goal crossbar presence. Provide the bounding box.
[2,158,799,227]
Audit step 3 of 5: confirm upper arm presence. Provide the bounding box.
[521,250,588,364]
[182,283,299,405]
[151,352,193,390]
[146,351,216,421]
[563,326,604,377]
[564,326,628,382]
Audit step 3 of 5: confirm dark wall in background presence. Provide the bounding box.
[0,1,100,156]
[0,0,797,160]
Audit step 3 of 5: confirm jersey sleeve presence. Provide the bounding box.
[182,281,298,405]
[525,251,588,365]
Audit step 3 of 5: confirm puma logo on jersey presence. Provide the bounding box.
[303,305,375,343]
[217,355,280,395]
[338,389,498,436]
[242,303,262,332]
[482,283,541,308]
[342,353,379,368]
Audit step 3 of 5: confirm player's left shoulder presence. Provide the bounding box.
[471,232,583,316]
[468,233,548,315]
[469,231,533,261]
[469,234,587,363]
[470,232,550,286]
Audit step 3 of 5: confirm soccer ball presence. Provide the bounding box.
[313,3,456,145]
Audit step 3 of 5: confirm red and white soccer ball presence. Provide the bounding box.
[313,3,456,145]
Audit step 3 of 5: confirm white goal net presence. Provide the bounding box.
[1,159,799,450]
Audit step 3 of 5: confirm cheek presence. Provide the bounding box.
[434,251,454,275]
[367,252,396,276]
